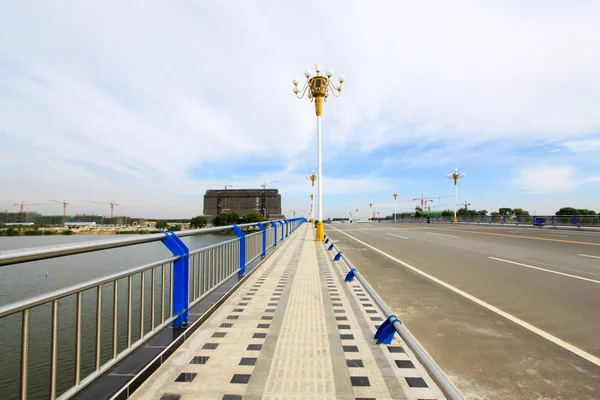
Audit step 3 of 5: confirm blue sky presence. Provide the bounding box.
[1,1,599,219]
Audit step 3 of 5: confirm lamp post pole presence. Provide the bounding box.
[393,192,399,223]
[447,168,466,223]
[294,64,344,241]
[356,208,359,221]
[306,172,317,225]
[369,203,373,221]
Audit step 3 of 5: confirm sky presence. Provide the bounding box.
[1,1,599,219]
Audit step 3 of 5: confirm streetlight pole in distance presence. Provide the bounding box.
[447,168,466,223]
[306,171,317,225]
[369,202,373,221]
[293,63,345,242]
[392,192,399,223]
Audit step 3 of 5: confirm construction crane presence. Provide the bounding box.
[13,202,54,213]
[259,181,279,218]
[196,182,233,190]
[82,200,119,218]
[47,199,69,217]
[412,195,454,209]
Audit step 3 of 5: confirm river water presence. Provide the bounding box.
[0,233,234,399]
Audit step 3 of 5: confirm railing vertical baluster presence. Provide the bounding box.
[169,262,174,319]
[161,264,165,323]
[50,300,58,400]
[151,268,156,330]
[112,280,118,359]
[127,276,132,348]
[191,255,196,301]
[20,309,30,400]
[140,272,145,339]
[75,291,82,385]
[95,285,102,370]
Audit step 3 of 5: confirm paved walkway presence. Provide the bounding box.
[131,224,445,400]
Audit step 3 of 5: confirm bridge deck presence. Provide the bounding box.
[131,224,445,400]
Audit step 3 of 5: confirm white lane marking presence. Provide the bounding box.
[488,257,600,285]
[386,233,410,240]
[426,232,460,238]
[578,254,600,260]
[328,225,600,367]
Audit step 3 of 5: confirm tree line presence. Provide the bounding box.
[437,207,596,217]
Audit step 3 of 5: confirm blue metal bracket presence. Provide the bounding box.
[345,267,357,282]
[231,224,246,275]
[269,221,278,246]
[334,251,342,261]
[374,314,401,344]
[328,243,334,251]
[256,222,267,257]
[277,220,284,241]
[161,231,189,328]
[325,237,329,244]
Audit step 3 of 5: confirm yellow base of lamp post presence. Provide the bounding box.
[311,218,315,225]
[315,221,325,241]
[453,216,457,223]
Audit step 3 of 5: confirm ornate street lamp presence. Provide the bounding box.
[392,192,399,223]
[447,168,466,223]
[306,171,318,225]
[294,64,345,241]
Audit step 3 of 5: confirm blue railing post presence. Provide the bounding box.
[552,216,556,226]
[573,216,578,226]
[491,216,494,224]
[502,216,507,224]
[231,224,246,275]
[516,216,520,225]
[257,222,267,257]
[285,220,289,237]
[270,221,278,246]
[278,220,284,241]
[161,231,189,328]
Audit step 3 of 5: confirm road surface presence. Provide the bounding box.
[324,222,600,399]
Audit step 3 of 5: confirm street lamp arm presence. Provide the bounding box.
[326,80,343,97]
[294,83,310,99]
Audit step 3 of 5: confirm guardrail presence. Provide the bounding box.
[0,218,306,400]
[378,214,600,227]
[322,233,463,400]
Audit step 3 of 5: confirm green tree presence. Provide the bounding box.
[490,211,500,216]
[556,207,596,215]
[155,220,168,230]
[241,212,264,224]
[190,216,208,229]
[212,212,240,227]
[499,208,513,216]
[414,207,424,217]
[442,209,454,217]
[169,224,182,232]
[478,210,488,216]
[513,208,530,216]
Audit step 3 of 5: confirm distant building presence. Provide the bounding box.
[203,189,283,220]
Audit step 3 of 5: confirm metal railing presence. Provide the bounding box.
[379,214,600,227]
[322,234,463,400]
[0,218,306,400]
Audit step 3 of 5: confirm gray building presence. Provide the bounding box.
[203,189,283,219]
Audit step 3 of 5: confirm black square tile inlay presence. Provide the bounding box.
[175,372,197,382]
[336,316,348,321]
[268,303,278,306]
[212,332,227,338]
[247,344,262,351]
[340,334,354,340]
[355,398,376,400]
[405,377,428,388]
[160,394,181,400]
[387,346,405,353]
[242,297,252,300]
[261,316,273,320]
[239,357,257,365]
[334,309,345,313]
[332,303,343,307]
[222,395,243,400]
[270,297,280,301]
[350,376,371,387]
[227,315,239,320]
[220,323,233,328]
[362,303,373,307]
[257,323,270,328]
[343,345,359,352]
[370,317,383,321]
[338,324,351,330]
[264,309,276,313]
[202,343,219,350]
[366,309,378,314]
[395,360,415,368]
[346,359,364,368]
[331,297,341,301]
[190,356,209,364]
[230,374,251,384]
[238,303,248,306]
[252,333,267,339]
[233,308,244,312]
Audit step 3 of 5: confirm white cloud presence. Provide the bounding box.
[1,1,600,217]
[511,165,600,194]
[561,139,600,153]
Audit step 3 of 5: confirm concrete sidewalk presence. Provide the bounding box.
[130,224,445,400]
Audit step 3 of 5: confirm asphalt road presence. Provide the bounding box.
[324,222,600,400]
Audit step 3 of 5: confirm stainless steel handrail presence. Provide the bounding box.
[324,236,463,400]
[0,221,275,267]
